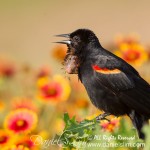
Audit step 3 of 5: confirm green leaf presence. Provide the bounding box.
[64,112,70,124]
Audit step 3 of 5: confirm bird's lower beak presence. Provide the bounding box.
[55,40,71,45]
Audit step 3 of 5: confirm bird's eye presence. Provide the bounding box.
[73,36,80,42]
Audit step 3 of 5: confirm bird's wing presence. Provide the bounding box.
[92,55,136,92]
[92,55,150,116]
[120,78,150,116]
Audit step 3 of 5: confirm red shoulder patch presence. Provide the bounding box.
[92,65,121,74]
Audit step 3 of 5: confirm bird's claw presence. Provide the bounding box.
[96,113,111,122]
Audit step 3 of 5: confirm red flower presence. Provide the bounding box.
[0,129,12,147]
[0,60,16,77]
[15,135,37,150]
[100,117,120,132]
[37,75,71,103]
[114,43,148,66]
[4,109,37,134]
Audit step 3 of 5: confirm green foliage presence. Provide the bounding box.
[56,113,150,150]
[56,113,98,149]
[143,125,150,150]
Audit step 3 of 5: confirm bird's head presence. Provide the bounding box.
[55,29,100,74]
[56,29,100,57]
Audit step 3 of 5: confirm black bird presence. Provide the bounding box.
[56,29,150,139]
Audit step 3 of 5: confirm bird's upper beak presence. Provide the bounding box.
[54,33,71,45]
[55,34,70,38]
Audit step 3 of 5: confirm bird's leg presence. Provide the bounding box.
[96,112,111,121]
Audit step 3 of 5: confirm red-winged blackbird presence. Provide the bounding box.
[56,29,150,139]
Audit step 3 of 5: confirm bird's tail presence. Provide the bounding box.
[128,111,149,139]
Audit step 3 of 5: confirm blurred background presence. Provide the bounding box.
[0,0,150,149]
[1,0,150,69]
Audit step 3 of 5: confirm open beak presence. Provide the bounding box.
[54,33,71,45]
